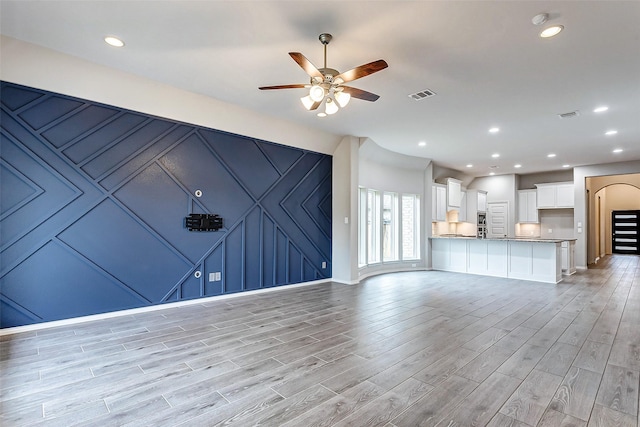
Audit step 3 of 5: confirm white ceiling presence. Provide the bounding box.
[2,1,639,177]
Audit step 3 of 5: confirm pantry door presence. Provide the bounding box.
[487,202,508,238]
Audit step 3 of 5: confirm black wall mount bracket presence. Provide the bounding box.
[185,213,223,232]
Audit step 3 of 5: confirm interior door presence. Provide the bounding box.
[612,210,640,254]
[487,202,508,238]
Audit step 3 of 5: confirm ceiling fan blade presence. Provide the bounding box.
[258,84,308,90]
[309,101,322,111]
[289,52,324,79]
[341,86,380,102]
[334,59,388,84]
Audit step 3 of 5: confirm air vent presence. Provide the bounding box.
[409,89,436,101]
[558,110,580,119]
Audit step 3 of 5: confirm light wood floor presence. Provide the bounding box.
[1,255,639,427]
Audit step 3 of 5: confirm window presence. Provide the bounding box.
[402,194,420,260]
[358,188,367,266]
[358,187,421,266]
[367,189,381,263]
[383,192,398,261]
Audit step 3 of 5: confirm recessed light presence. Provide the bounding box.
[562,164,570,168]
[489,172,496,176]
[489,127,500,133]
[605,130,618,136]
[547,153,556,158]
[613,148,623,153]
[418,141,427,147]
[491,153,500,158]
[540,25,563,38]
[104,36,125,47]
[514,164,522,168]
[593,106,608,113]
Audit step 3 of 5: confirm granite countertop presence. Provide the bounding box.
[430,235,576,243]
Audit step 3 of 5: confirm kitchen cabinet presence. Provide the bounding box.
[459,191,467,222]
[536,182,574,208]
[446,178,462,209]
[432,184,446,222]
[431,237,563,283]
[517,190,538,223]
[478,191,487,212]
[561,240,576,275]
[556,183,574,207]
[465,190,488,224]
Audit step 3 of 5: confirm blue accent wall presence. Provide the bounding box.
[0,82,332,328]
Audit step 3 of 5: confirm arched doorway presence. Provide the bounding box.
[589,182,640,262]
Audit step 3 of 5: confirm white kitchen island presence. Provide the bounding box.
[430,236,571,283]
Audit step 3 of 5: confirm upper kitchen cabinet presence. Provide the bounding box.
[432,184,447,222]
[466,189,488,224]
[446,178,462,209]
[536,182,574,208]
[517,189,538,223]
[459,191,467,222]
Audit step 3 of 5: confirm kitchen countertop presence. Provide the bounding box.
[430,235,576,243]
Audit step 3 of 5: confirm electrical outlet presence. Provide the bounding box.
[209,273,216,282]
[412,263,417,267]
[215,272,221,281]
[548,229,553,234]
[321,261,327,269]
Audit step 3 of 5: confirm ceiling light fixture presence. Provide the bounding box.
[262,33,387,118]
[491,153,500,158]
[489,127,500,133]
[466,164,473,168]
[605,130,618,136]
[562,164,570,168]
[547,153,556,158]
[514,164,522,168]
[104,36,125,47]
[613,148,623,153]
[593,106,609,113]
[540,25,563,38]
[418,141,427,147]
[490,172,496,176]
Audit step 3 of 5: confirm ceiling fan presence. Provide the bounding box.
[259,33,388,117]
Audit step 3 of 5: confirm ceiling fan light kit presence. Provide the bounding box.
[259,33,388,117]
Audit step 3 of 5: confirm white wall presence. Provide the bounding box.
[539,209,575,239]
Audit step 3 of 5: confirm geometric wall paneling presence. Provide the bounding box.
[224,225,244,294]
[1,240,147,324]
[257,139,304,175]
[95,124,193,191]
[243,206,263,291]
[200,129,281,200]
[204,245,224,297]
[0,81,332,328]
[112,162,218,264]
[158,133,256,224]
[57,199,193,303]
[0,158,44,220]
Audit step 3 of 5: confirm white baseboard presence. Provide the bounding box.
[331,278,360,285]
[0,278,331,336]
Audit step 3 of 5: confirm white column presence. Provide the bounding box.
[331,136,360,284]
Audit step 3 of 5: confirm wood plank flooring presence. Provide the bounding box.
[1,255,639,426]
